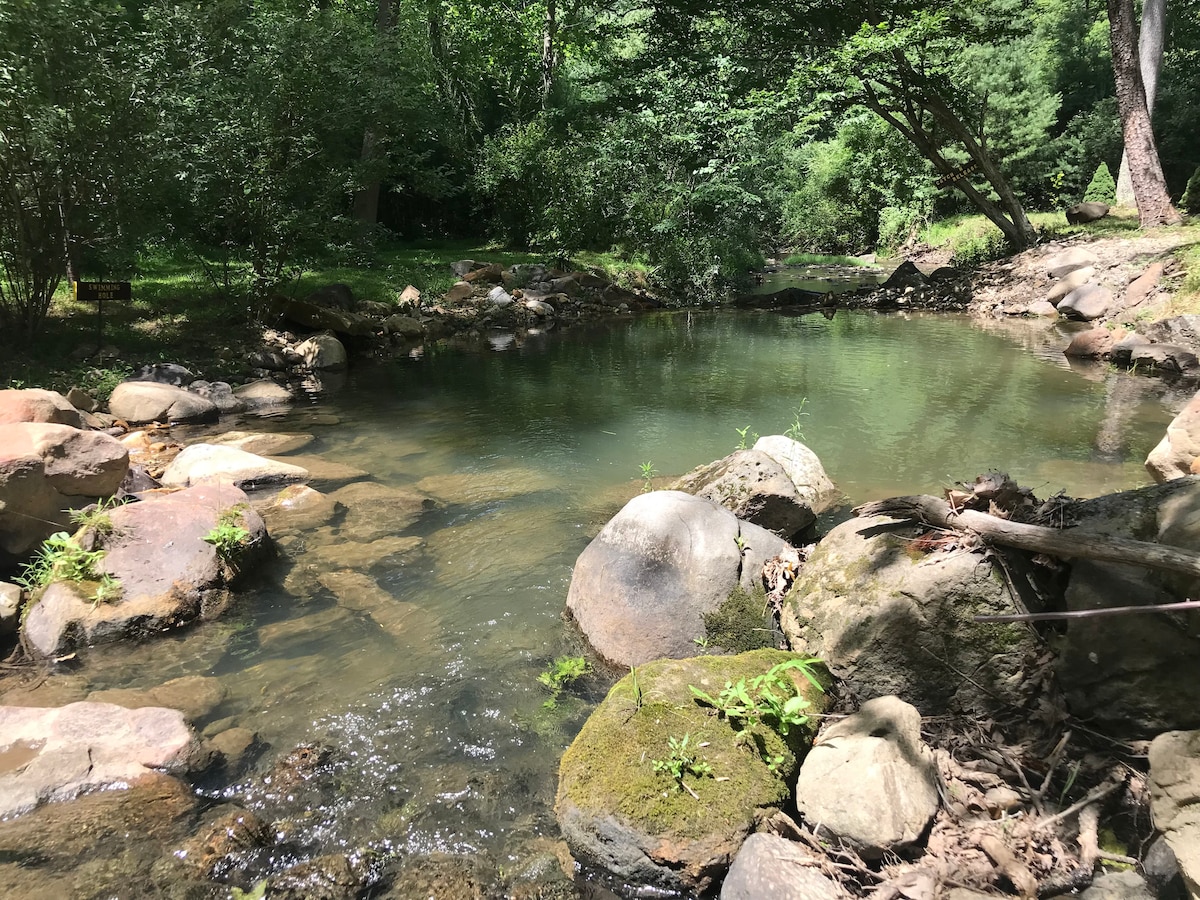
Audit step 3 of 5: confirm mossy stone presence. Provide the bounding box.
[555,649,829,895]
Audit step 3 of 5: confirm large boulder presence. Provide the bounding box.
[1064,327,1121,359]
[186,380,244,414]
[161,443,309,490]
[109,381,218,425]
[882,261,927,290]
[0,702,205,819]
[673,437,835,540]
[0,423,129,560]
[1146,391,1200,482]
[1138,315,1200,353]
[296,333,348,370]
[22,483,268,657]
[566,491,788,667]
[1148,730,1200,898]
[1130,343,1199,374]
[233,379,294,412]
[1046,267,1096,305]
[0,389,83,428]
[795,696,939,860]
[1053,479,1200,735]
[1045,247,1100,278]
[556,650,827,896]
[268,296,374,337]
[1065,201,1109,224]
[1057,284,1113,321]
[780,514,1041,718]
[129,363,195,386]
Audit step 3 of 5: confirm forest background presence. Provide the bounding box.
[1,0,1198,343]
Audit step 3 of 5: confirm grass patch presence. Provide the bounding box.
[781,252,872,266]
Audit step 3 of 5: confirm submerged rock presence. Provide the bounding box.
[566,491,787,666]
[556,650,827,895]
[162,443,309,489]
[0,702,206,818]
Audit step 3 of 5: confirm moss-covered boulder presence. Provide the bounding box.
[555,649,828,895]
[780,514,1040,719]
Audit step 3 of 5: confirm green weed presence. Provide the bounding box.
[651,733,713,796]
[781,252,871,267]
[734,425,758,451]
[689,657,824,737]
[15,530,121,607]
[538,655,592,708]
[783,399,808,442]
[203,505,252,566]
[639,460,658,493]
[68,497,125,536]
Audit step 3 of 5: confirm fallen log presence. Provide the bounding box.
[853,494,1200,581]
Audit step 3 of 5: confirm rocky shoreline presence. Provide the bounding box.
[2,243,1200,898]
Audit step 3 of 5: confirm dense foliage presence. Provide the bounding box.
[1,0,1197,329]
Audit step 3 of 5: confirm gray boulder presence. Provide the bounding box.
[1045,247,1100,279]
[1138,315,1200,353]
[1130,343,1200,374]
[0,702,205,818]
[130,363,194,386]
[1065,201,1110,224]
[383,314,424,338]
[674,450,818,539]
[1079,872,1157,900]
[0,389,83,428]
[209,431,314,456]
[1046,267,1096,305]
[161,443,309,490]
[187,380,244,414]
[721,833,846,900]
[232,379,294,411]
[305,283,355,311]
[754,436,838,514]
[795,696,939,859]
[781,514,1041,717]
[22,483,268,657]
[1054,478,1200,735]
[0,423,129,560]
[1146,391,1200,482]
[109,381,218,425]
[1111,332,1153,365]
[566,491,787,666]
[296,333,348,370]
[1148,730,1200,898]
[268,296,373,336]
[882,261,926,290]
[1057,284,1113,321]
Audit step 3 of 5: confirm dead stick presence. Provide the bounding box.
[976,601,1200,622]
[855,495,1200,580]
[1032,781,1124,832]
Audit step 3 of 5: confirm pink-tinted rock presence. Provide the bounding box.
[1126,262,1165,308]
[0,423,129,559]
[1064,327,1121,359]
[0,702,205,818]
[109,381,218,425]
[0,389,83,428]
[22,483,268,657]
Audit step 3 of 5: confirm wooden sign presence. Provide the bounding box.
[74,281,131,302]
[935,160,981,189]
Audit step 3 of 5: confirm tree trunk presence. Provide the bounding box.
[352,0,394,225]
[1115,0,1166,206]
[540,0,557,108]
[1107,0,1181,225]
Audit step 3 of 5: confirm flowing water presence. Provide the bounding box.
[3,309,1187,896]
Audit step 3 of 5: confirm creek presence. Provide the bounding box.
[5,309,1188,896]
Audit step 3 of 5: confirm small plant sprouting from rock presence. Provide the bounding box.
[783,398,809,442]
[538,655,592,708]
[68,496,125,536]
[689,657,824,737]
[204,504,252,566]
[734,425,758,450]
[639,460,658,493]
[15,531,120,607]
[651,733,713,798]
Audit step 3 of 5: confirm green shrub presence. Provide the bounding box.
[1083,162,1117,204]
[1181,167,1200,215]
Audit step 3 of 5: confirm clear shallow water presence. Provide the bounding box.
[8,309,1184,894]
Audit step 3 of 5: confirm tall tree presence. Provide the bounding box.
[1107,0,1181,224]
[1114,0,1166,205]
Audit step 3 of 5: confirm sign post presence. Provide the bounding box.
[934,160,982,190]
[74,281,131,353]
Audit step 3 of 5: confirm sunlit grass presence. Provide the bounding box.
[781,252,872,267]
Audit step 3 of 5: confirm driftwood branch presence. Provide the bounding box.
[855,494,1200,581]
